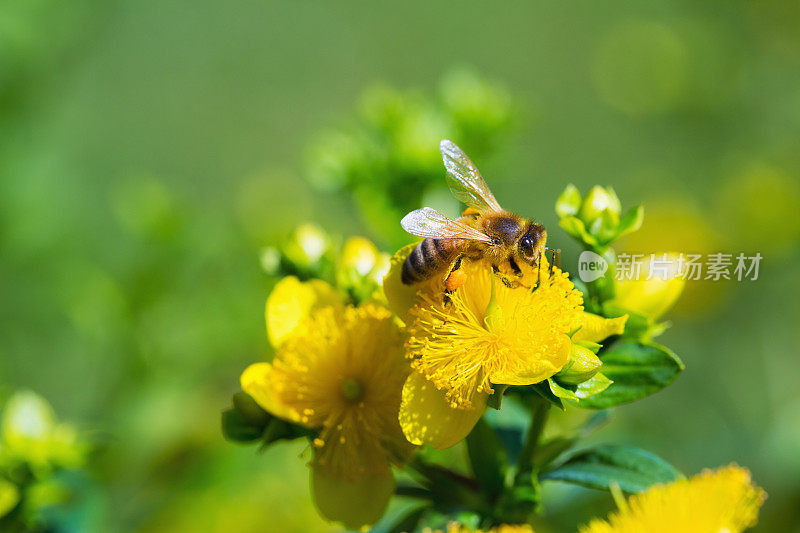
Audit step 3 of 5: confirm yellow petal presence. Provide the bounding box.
[489,334,572,386]
[399,371,487,449]
[266,276,342,347]
[382,243,422,323]
[611,253,685,320]
[311,465,395,530]
[239,363,297,423]
[572,312,628,343]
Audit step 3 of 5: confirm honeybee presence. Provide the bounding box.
[401,140,553,291]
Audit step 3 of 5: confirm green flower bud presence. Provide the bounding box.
[232,392,270,428]
[221,408,264,443]
[556,343,603,385]
[282,223,331,271]
[579,186,622,228]
[340,237,379,277]
[555,184,582,218]
[259,246,281,275]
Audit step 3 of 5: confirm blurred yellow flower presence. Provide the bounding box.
[242,303,414,530]
[717,162,800,256]
[0,391,87,472]
[611,253,685,320]
[395,258,583,449]
[265,276,342,347]
[580,465,766,533]
[618,197,722,316]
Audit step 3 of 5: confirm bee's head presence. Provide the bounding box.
[518,223,547,263]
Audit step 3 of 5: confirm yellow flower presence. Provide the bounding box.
[395,257,584,449]
[264,276,342,347]
[610,253,685,320]
[572,312,627,343]
[580,465,766,533]
[424,523,535,533]
[242,303,415,530]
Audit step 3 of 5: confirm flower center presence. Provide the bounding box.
[340,378,363,402]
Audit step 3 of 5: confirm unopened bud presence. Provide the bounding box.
[579,186,622,227]
[555,184,582,218]
[283,223,330,269]
[232,391,270,427]
[556,343,603,385]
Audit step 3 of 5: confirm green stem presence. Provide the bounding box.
[586,246,617,306]
[406,456,486,513]
[514,396,550,485]
[407,456,480,492]
[395,485,433,499]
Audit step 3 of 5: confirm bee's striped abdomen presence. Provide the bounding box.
[402,238,460,285]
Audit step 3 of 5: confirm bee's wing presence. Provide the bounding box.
[440,139,502,212]
[401,207,494,243]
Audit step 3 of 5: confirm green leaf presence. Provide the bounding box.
[383,503,429,533]
[555,184,582,218]
[576,374,613,397]
[232,392,270,427]
[580,410,612,436]
[558,216,597,246]
[466,417,508,497]
[533,436,576,469]
[541,444,682,493]
[548,379,577,400]
[579,342,684,409]
[261,417,313,445]
[596,208,621,244]
[530,382,564,410]
[615,205,644,240]
[576,341,602,354]
[221,409,264,443]
[602,303,669,342]
[548,374,612,402]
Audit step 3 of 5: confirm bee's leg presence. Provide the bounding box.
[444,255,466,293]
[536,253,543,288]
[508,257,523,277]
[491,264,515,288]
[545,247,561,274]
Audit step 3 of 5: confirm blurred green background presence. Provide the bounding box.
[1,0,799,531]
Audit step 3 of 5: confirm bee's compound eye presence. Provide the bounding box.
[519,235,535,257]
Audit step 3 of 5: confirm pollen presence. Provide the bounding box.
[267,304,415,480]
[406,259,583,408]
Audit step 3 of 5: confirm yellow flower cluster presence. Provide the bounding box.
[239,227,753,531]
[385,250,624,449]
[580,465,766,533]
[405,260,583,409]
[242,275,414,530]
